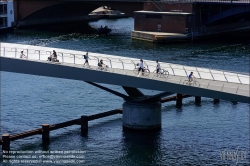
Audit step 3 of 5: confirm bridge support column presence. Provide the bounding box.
[122,101,161,130]
[81,116,88,136]
[176,93,183,107]
[214,99,220,104]
[2,134,10,152]
[195,96,201,104]
[42,124,50,143]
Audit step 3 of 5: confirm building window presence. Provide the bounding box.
[157,24,161,31]
[0,17,7,27]
[0,4,7,15]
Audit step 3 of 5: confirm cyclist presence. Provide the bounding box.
[52,50,58,62]
[48,50,57,62]
[156,60,161,76]
[138,59,144,76]
[20,51,27,59]
[188,72,195,82]
[98,59,108,68]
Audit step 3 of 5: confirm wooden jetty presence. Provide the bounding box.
[0,94,196,151]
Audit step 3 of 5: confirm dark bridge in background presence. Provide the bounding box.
[13,0,144,26]
[13,0,250,27]
[203,5,250,25]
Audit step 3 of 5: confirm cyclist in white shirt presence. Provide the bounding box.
[20,51,27,59]
[138,59,144,75]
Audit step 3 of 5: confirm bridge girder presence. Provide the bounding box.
[85,82,174,103]
[195,3,250,26]
[14,0,144,26]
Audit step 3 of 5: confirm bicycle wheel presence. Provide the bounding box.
[153,70,159,77]
[193,81,200,87]
[134,68,139,75]
[143,69,150,76]
[162,70,169,78]
[183,80,191,85]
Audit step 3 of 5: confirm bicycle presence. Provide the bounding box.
[133,67,150,76]
[153,69,169,78]
[183,77,200,87]
[97,64,109,71]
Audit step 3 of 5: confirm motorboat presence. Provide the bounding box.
[98,26,112,34]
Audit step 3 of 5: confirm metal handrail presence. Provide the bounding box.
[0,46,242,75]
[119,59,124,69]
[107,58,112,68]
[196,68,201,79]
[35,50,41,60]
[1,47,249,96]
[223,71,228,82]
[1,46,249,89]
[70,54,76,64]
[169,64,175,76]
[58,52,64,62]
[10,48,17,58]
[237,74,242,84]
[46,51,51,55]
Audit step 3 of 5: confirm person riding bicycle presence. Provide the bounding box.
[48,50,58,62]
[98,59,108,68]
[20,51,27,59]
[188,72,195,82]
[138,59,144,76]
[156,60,161,76]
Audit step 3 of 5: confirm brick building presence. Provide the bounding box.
[134,11,194,34]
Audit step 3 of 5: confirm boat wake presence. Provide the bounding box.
[18,33,98,46]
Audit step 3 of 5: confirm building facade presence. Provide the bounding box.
[0,0,14,30]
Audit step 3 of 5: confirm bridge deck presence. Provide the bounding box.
[0,42,249,103]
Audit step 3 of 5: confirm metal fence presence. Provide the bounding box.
[1,45,249,96]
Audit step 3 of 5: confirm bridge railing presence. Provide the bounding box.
[163,73,248,96]
[1,46,249,96]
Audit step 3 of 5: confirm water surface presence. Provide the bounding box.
[0,18,249,165]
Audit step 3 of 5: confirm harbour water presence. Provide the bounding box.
[0,18,249,165]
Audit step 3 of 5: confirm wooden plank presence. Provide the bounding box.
[161,94,191,103]
[9,128,42,141]
[88,109,122,121]
[0,110,122,143]
[49,119,78,131]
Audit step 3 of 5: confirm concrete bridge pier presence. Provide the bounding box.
[123,101,161,130]
[85,82,174,131]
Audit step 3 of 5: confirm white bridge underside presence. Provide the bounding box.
[1,43,249,103]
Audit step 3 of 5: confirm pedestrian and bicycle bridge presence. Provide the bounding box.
[1,42,249,130]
